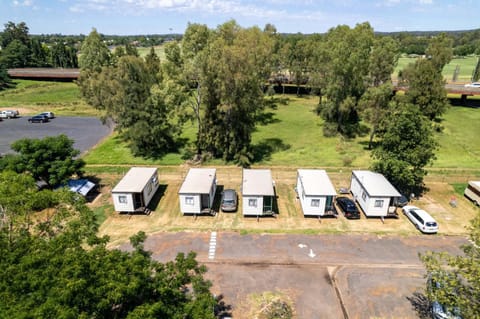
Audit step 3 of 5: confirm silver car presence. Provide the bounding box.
[220,189,237,212]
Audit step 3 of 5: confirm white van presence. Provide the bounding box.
[464,181,480,206]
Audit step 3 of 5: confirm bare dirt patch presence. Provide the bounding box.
[92,166,479,247]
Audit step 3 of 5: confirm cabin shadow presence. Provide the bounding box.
[406,291,431,319]
[449,97,480,108]
[212,185,224,213]
[251,138,291,162]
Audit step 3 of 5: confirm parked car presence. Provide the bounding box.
[220,189,237,212]
[28,115,49,123]
[0,110,19,119]
[38,111,55,119]
[464,82,480,88]
[393,195,409,207]
[336,197,360,219]
[402,205,438,233]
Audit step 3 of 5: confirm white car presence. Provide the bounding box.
[402,205,438,233]
[464,82,480,88]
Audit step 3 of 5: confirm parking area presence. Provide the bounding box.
[121,231,468,319]
[0,116,112,155]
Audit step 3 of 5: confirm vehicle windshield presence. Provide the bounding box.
[222,199,235,205]
[426,222,437,227]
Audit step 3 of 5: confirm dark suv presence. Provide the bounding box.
[336,197,360,219]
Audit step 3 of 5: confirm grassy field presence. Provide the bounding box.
[395,56,478,83]
[0,80,99,116]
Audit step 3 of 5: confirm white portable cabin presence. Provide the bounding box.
[296,169,337,216]
[178,168,217,215]
[112,167,159,213]
[242,169,275,216]
[350,170,401,217]
[464,181,480,206]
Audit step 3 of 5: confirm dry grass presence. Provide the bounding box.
[93,166,479,248]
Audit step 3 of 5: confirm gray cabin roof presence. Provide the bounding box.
[352,170,401,197]
[298,169,336,196]
[242,169,275,196]
[179,168,216,194]
[112,167,157,193]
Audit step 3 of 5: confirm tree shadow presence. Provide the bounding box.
[214,294,233,318]
[251,138,290,162]
[255,111,281,126]
[406,291,431,319]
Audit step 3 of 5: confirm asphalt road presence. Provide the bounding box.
[0,116,112,155]
[121,232,468,319]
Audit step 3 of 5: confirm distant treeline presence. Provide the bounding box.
[1,20,479,72]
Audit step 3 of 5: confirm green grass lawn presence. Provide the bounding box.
[0,80,98,116]
[395,56,478,83]
[2,79,479,173]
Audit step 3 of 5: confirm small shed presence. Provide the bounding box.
[350,170,401,217]
[178,168,217,215]
[112,167,159,213]
[296,169,336,216]
[67,178,96,199]
[242,169,276,216]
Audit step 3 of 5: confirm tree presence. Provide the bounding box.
[0,134,85,187]
[200,22,274,164]
[0,64,12,90]
[0,21,30,49]
[0,173,217,318]
[371,102,437,195]
[421,212,480,318]
[0,39,30,67]
[358,82,395,149]
[320,23,375,137]
[425,33,453,72]
[78,55,181,157]
[78,28,111,71]
[402,58,449,121]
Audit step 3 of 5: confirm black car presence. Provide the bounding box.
[336,197,360,219]
[28,115,49,123]
[220,189,238,212]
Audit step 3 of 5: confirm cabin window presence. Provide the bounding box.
[119,195,127,204]
[374,200,384,207]
[185,197,194,205]
[311,199,320,207]
[362,191,366,201]
[248,199,257,207]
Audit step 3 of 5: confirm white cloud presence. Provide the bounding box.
[13,0,34,6]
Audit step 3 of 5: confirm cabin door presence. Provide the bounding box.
[201,194,209,209]
[133,193,144,210]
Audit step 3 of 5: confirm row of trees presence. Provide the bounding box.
[0,21,78,69]
[77,21,446,195]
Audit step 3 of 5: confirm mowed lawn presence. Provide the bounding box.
[395,56,478,83]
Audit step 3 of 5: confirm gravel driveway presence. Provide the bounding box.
[0,116,112,155]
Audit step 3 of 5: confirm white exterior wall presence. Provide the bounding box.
[242,195,263,215]
[112,193,134,212]
[143,173,159,207]
[296,175,326,216]
[351,175,389,217]
[301,195,326,216]
[179,194,201,214]
[361,195,389,217]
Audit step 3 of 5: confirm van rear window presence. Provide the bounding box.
[426,222,437,227]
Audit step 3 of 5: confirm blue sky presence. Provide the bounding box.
[1,0,478,35]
